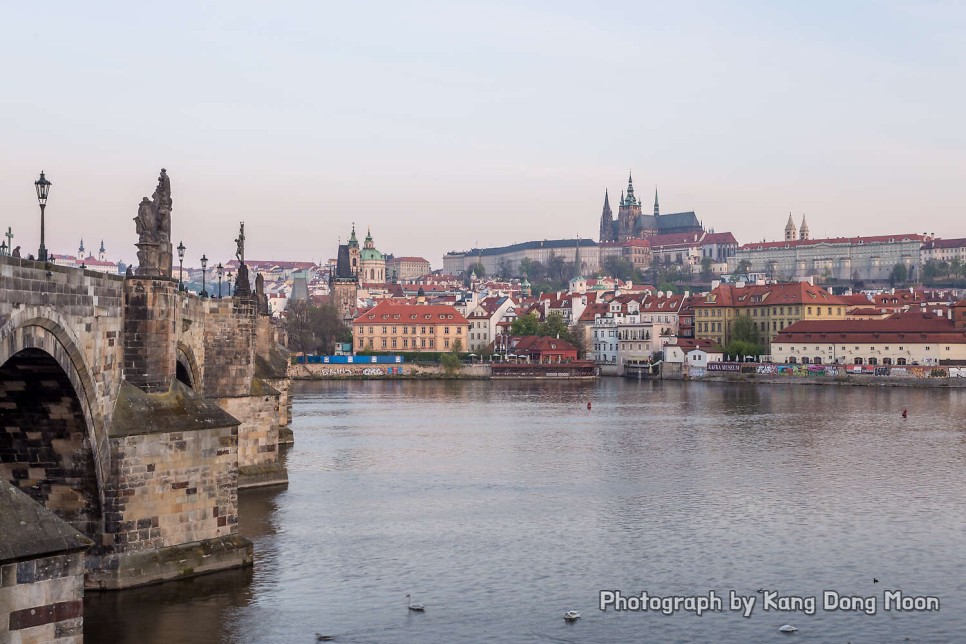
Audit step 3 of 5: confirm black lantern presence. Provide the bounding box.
[227,271,233,297]
[216,262,224,298]
[177,241,186,291]
[200,254,209,298]
[35,171,52,262]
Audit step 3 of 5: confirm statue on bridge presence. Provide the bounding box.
[133,169,174,278]
[233,221,252,297]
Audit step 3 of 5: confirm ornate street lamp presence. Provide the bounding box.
[34,171,52,262]
[177,241,186,290]
[216,262,224,298]
[200,254,209,298]
[227,271,233,297]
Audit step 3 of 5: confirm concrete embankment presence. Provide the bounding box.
[288,362,491,380]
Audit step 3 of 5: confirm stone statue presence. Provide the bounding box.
[134,168,174,278]
[11,246,21,258]
[234,222,245,263]
[134,198,157,243]
[255,272,269,315]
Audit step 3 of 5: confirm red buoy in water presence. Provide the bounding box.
[587,401,592,410]
[902,408,908,418]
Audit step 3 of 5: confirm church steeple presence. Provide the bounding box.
[784,212,797,241]
[622,172,640,207]
[653,187,660,218]
[348,223,359,248]
[599,189,615,242]
[799,214,810,240]
[574,235,583,278]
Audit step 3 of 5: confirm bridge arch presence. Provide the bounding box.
[176,341,201,391]
[0,307,108,536]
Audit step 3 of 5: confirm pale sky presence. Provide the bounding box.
[2,1,964,269]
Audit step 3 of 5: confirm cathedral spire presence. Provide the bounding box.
[799,214,810,241]
[599,189,615,243]
[624,172,639,206]
[653,187,660,218]
[574,234,583,278]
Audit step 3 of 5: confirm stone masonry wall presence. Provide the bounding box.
[0,551,86,644]
[202,297,256,398]
[123,279,179,393]
[99,425,239,555]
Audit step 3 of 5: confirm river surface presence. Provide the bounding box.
[85,379,966,643]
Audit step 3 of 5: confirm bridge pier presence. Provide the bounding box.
[0,258,290,591]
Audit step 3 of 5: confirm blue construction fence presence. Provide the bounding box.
[293,354,405,365]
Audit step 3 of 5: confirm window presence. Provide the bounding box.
[788,357,797,364]
[421,338,426,348]
[444,339,450,349]
[368,327,373,334]
[868,357,878,365]
[392,339,397,349]
[802,356,810,364]
[897,357,907,365]
[814,357,822,364]
[403,338,409,348]
[854,357,863,364]
[381,338,387,348]
[430,339,435,348]
[882,357,892,365]
[392,326,397,334]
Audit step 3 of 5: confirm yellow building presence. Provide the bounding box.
[353,301,469,353]
[694,282,846,354]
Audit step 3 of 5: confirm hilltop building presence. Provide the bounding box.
[733,222,925,282]
[598,173,703,243]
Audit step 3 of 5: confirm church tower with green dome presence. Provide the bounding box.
[359,227,386,284]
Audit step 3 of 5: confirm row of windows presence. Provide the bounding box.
[358,326,460,335]
[356,337,456,350]
[787,356,910,366]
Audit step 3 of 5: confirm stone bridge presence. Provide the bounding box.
[0,254,291,589]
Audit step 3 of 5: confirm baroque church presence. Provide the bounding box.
[329,224,387,317]
[598,173,703,242]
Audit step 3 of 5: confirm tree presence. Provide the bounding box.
[440,340,462,375]
[923,259,941,283]
[602,255,635,281]
[725,314,762,359]
[464,262,486,285]
[511,312,541,336]
[546,252,569,284]
[540,312,569,339]
[284,300,351,355]
[496,257,514,279]
[889,263,908,287]
[736,259,752,274]
[700,256,714,281]
[567,324,587,359]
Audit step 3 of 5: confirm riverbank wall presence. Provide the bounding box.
[668,363,966,388]
[288,362,491,380]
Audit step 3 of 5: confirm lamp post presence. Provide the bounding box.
[177,241,186,291]
[216,263,224,298]
[227,271,233,297]
[34,172,52,262]
[200,254,209,298]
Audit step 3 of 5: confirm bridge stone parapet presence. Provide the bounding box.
[0,255,289,589]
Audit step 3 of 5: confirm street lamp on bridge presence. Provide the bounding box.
[216,262,224,298]
[200,254,209,298]
[227,271,233,297]
[177,241,186,291]
[34,172,52,262]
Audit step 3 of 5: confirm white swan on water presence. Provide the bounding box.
[564,610,581,621]
[406,594,425,611]
[778,624,798,633]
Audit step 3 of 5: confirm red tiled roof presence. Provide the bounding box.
[703,231,737,244]
[922,238,966,250]
[353,301,468,325]
[740,234,925,251]
[775,312,966,344]
[648,232,706,247]
[700,282,844,308]
[388,256,430,263]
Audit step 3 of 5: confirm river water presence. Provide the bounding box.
[85,379,966,643]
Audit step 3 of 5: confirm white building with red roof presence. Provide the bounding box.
[772,307,966,366]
